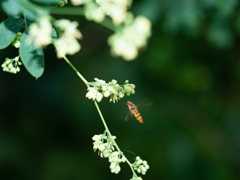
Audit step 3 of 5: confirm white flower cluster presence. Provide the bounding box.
[132,156,149,175]
[71,0,132,25]
[54,19,82,58]
[96,0,132,25]
[1,56,22,74]
[11,32,22,48]
[26,16,82,59]
[86,78,135,103]
[92,133,115,157]
[108,16,152,61]
[92,133,126,174]
[26,16,52,47]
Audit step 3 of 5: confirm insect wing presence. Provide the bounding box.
[125,110,133,121]
[135,103,152,108]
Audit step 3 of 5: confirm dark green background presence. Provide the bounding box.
[1,0,240,179]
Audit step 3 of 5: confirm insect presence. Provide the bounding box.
[126,100,150,123]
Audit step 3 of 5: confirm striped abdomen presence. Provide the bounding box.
[132,109,143,123]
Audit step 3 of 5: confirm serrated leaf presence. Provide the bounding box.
[19,30,45,78]
[0,17,24,49]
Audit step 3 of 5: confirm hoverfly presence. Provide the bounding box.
[126,100,152,123]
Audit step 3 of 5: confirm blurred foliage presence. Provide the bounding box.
[1,0,240,180]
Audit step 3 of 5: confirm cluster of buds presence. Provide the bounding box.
[92,133,126,174]
[108,15,151,60]
[1,56,22,74]
[26,16,82,58]
[132,156,149,175]
[109,151,126,174]
[11,32,22,48]
[86,78,135,103]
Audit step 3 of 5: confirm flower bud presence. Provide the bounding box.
[118,92,124,98]
[5,59,11,64]
[124,85,132,92]
[111,79,117,84]
[108,86,113,92]
[96,92,103,102]
[15,56,19,61]
[125,80,129,83]
[111,162,117,169]
[104,91,110,97]
[130,84,135,89]
[92,135,101,141]
[137,159,143,164]
[130,89,135,94]
[102,86,107,91]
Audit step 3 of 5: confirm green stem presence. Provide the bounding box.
[50,7,85,16]
[60,51,89,88]
[100,18,115,31]
[94,100,137,176]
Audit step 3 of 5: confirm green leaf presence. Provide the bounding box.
[2,0,49,21]
[19,29,45,78]
[1,0,21,17]
[0,17,24,49]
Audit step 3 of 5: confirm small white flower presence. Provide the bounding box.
[92,135,101,141]
[121,156,126,162]
[102,86,107,91]
[107,86,113,92]
[124,85,132,92]
[86,87,98,100]
[103,91,111,97]
[137,159,143,165]
[118,91,124,98]
[111,79,117,84]
[99,144,107,151]
[14,41,20,48]
[96,92,103,102]
[112,151,119,157]
[110,162,116,169]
